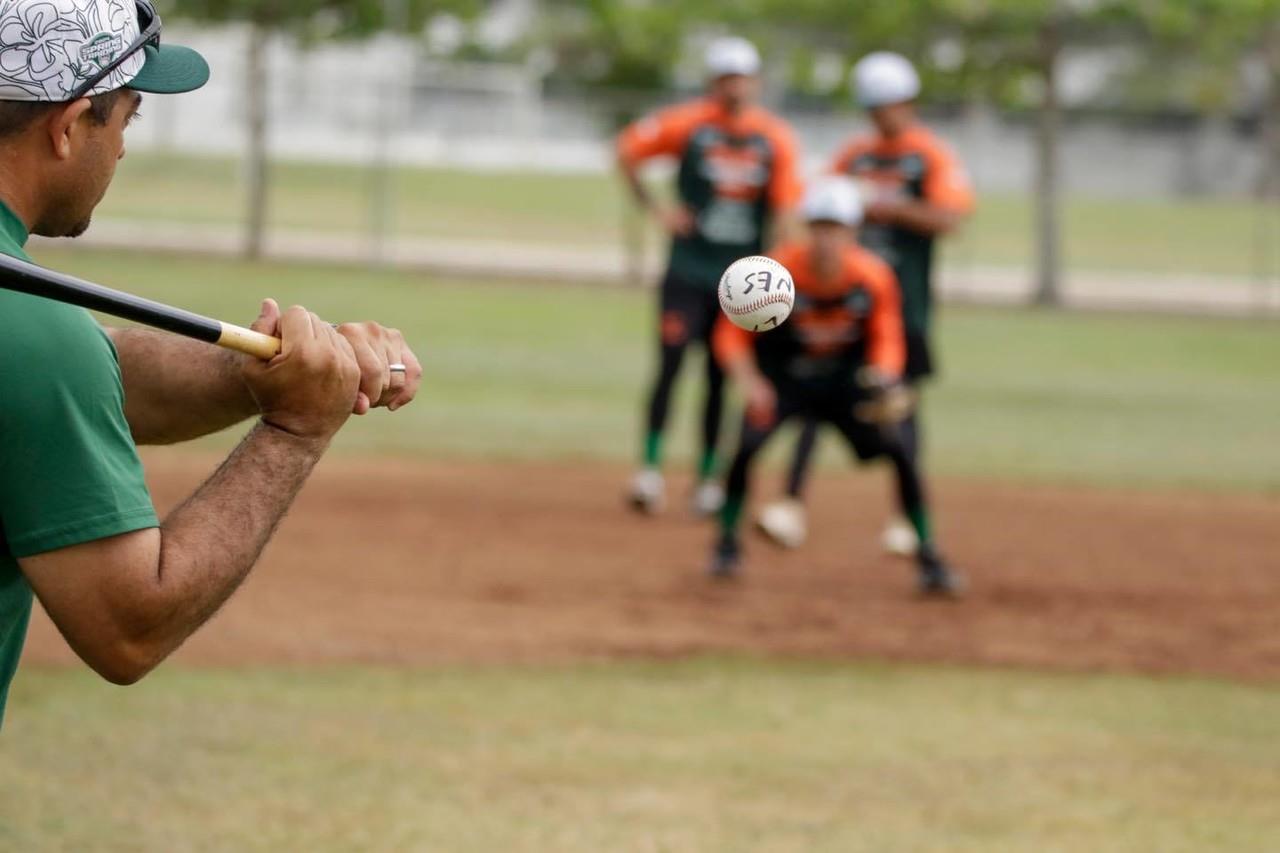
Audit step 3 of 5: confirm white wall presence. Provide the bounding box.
[140,27,1267,199]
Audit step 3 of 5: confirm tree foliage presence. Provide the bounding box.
[160,0,479,37]
[538,0,1278,114]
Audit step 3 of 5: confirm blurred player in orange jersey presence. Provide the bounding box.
[757,52,975,556]
[616,36,804,517]
[709,177,962,597]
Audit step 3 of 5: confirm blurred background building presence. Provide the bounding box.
[72,0,1280,314]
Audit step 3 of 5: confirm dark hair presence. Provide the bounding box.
[0,90,126,140]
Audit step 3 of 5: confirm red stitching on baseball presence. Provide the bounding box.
[725,292,792,315]
[719,257,794,318]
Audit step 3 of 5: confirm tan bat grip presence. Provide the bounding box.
[216,321,282,360]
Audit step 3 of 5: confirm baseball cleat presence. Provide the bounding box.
[627,468,666,515]
[916,544,965,599]
[881,517,920,558]
[755,498,807,549]
[708,535,742,581]
[691,480,726,517]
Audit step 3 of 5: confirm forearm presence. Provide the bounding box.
[127,421,328,670]
[620,159,655,210]
[768,210,801,248]
[867,309,907,379]
[108,327,259,444]
[878,201,964,236]
[726,354,765,389]
[24,307,361,686]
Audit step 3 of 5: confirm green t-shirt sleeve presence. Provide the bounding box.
[0,295,158,557]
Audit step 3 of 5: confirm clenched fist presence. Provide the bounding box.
[242,300,361,443]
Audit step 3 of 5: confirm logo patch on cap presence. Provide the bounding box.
[80,32,124,67]
[0,0,146,101]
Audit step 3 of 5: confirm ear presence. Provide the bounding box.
[44,98,95,161]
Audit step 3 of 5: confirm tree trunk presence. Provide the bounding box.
[1260,20,1280,310]
[1033,17,1063,307]
[370,0,409,265]
[244,21,270,260]
[1261,20,1280,202]
[369,65,395,265]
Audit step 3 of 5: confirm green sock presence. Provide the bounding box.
[908,506,932,545]
[698,449,718,480]
[719,494,745,536]
[644,432,663,468]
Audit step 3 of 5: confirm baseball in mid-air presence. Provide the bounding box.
[718,255,795,332]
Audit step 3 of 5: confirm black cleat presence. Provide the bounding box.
[916,544,965,599]
[708,536,742,581]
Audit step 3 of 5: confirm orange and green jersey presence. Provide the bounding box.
[618,98,803,288]
[830,124,974,333]
[713,240,905,383]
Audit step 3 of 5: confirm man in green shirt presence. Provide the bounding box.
[0,0,423,728]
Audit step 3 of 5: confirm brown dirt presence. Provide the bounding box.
[22,451,1280,679]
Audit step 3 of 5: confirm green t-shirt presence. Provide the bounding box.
[0,203,158,728]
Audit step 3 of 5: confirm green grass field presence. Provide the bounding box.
[6,248,1278,850]
[5,660,1280,851]
[42,246,1280,492]
[101,153,1280,279]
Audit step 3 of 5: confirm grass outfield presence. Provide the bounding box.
[4,659,1280,851]
[9,249,1279,847]
[40,246,1280,493]
[100,153,1279,280]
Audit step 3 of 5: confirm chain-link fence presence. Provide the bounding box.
[71,25,1280,315]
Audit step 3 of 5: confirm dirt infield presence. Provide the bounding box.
[22,451,1280,679]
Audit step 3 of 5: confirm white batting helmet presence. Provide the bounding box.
[802,176,864,227]
[852,51,921,108]
[705,36,762,79]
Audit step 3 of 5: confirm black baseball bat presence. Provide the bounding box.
[0,252,280,359]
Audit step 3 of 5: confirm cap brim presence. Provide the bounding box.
[127,44,209,94]
[707,68,759,80]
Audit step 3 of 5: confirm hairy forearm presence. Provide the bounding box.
[128,422,327,669]
[108,327,259,444]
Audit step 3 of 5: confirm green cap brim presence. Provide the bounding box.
[127,44,210,94]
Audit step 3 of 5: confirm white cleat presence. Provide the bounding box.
[627,469,666,515]
[755,498,808,549]
[881,517,919,558]
[691,480,726,517]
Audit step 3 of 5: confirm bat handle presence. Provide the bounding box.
[216,322,282,360]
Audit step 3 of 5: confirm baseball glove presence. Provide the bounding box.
[853,367,916,425]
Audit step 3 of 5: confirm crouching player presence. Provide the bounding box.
[708,177,962,597]
[758,51,975,555]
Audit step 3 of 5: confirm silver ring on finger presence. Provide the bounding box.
[388,363,408,373]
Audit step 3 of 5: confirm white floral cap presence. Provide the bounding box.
[0,0,207,102]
